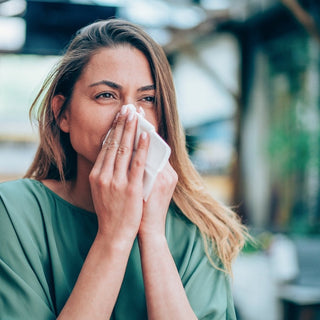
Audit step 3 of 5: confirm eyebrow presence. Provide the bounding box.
[89,80,155,92]
[89,80,122,90]
[137,84,155,92]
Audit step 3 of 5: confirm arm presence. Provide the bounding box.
[138,164,197,320]
[57,235,132,319]
[58,108,149,319]
[138,235,197,320]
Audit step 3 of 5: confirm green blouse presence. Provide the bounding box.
[0,179,236,319]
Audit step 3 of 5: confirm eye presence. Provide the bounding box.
[140,96,155,103]
[95,92,115,100]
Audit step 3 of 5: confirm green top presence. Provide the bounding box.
[0,179,236,320]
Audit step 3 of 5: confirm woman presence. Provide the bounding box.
[0,19,246,319]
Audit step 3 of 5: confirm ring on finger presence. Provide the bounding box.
[117,145,129,156]
[105,140,120,150]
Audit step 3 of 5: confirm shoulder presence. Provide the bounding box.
[0,178,53,223]
[0,177,46,239]
[0,178,47,202]
[0,179,52,244]
[0,178,65,215]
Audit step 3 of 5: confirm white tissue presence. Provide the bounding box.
[125,104,171,201]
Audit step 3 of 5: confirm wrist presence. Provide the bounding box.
[138,232,167,248]
[138,221,166,239]
[94,230,135,256]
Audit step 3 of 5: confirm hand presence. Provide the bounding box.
[139,162,178,238]
[89,107,150,247]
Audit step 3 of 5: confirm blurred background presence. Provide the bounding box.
[0,0,320,319]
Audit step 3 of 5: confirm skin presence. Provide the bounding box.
[43,46,197,319]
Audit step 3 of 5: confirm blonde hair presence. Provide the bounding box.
[26,19,246,274]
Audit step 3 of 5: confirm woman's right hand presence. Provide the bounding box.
[89,105,150,248]
[58,106,149,320]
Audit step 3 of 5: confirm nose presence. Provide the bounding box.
[122,97,136,108]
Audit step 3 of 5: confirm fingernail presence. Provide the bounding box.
[127,110,135,122]
[121,104,128,115]
[141,131,147,139]
[127,104,136,112]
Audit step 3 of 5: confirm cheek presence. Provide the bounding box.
[68,113,115,157]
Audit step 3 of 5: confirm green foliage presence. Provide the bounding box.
[267,100,316,178]
[267,94,320,234]
[242,231,274,254]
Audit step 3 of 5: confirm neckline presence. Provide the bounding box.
[28,178,96,217]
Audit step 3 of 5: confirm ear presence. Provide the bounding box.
[52,94,70,133]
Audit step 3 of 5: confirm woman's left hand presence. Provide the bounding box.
[138,164,197,320]
[138,162,178,237]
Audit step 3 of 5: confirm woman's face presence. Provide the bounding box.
[58,45,157,166]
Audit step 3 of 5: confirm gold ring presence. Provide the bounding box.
[117,145,129,155]
[105,141,119,150]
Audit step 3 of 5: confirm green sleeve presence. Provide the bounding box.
[181,237,236,320]
[167,209,237,320]
[0,195,56,320]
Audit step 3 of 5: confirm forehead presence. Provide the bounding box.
[79,46,154,87]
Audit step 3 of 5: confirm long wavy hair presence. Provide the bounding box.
[25,18,247,274]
